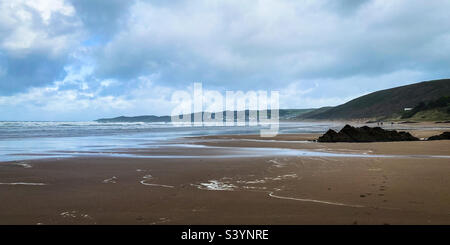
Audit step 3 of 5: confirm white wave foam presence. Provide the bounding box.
[237,179,266,184]
[142,174,153,179]
[14,162,32,168]
[149,217,170,225]
[267,159,286,168]
[102,176,117,184]
[268,192,365,208]
[139,180,174,188]
[60,211,92,219]
[0,182,46,186]
[265,174,298,181]
[194,180,237,191]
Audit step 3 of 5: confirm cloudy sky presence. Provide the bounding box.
[1,0,449,121]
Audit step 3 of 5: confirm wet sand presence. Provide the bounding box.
[190,133,450,156]
[0,126,449,225]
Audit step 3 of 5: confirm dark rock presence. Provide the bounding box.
[317,129,352,142]
[317,124,419,142]
[427,132,450,140]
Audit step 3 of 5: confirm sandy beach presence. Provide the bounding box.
[0,124,449,225]
[2,0,450,233]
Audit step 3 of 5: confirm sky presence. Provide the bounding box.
[1,0,450,121]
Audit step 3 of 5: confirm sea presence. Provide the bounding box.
[0,121,342,162]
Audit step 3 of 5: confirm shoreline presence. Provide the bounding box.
[0,124,449,225]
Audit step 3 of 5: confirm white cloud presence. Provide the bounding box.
[1,0,450,120]
[0,0,82,57]
[0,68,177,120]
[93,0,450,92]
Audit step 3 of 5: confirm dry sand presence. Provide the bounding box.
[0,126,449,225]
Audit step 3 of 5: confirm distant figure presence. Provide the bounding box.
[380,122,383,126]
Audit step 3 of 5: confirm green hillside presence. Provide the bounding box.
[400,96,450,121]
[299,79,450,120]
[96,109,313,123]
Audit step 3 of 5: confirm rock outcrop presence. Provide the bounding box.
[317,125,419,142]
[427,132,450,140]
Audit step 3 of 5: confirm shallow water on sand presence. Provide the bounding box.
[1,121,449,161]
[0,121,340,161]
